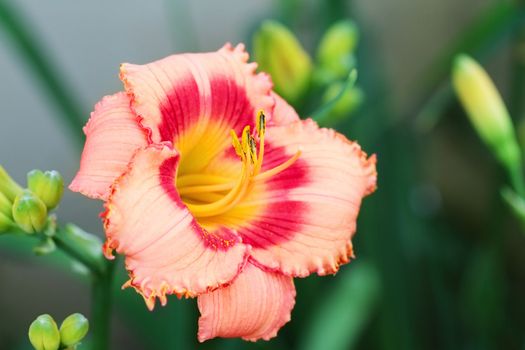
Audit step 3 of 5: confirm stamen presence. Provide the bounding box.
[185,161,250,217]
[230,130,244,158]
[178,182,234,195]
[177,174,231,187]
[177,110,300,219]
[256,110,266,137]
[254,150,301,181]
[248,136,257,165]
[182,192,224,204]
[254,111,266,175]
[241,126,250,153]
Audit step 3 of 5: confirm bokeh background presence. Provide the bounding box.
[1,0,525,349]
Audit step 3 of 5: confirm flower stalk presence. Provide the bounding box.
[52,225,114,350]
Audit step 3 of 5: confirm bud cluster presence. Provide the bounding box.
[252,19,364,124]
[28,313,89,350]
[0,166,63,235]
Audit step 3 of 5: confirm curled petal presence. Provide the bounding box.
[268,92,300,126]
[197,262,295,342]
[239,119,377,276]
[103,144,250,309]
[69,92,148,200]
[120,43,274,172]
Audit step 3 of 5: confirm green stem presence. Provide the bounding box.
[508,162,525,198]
[510,3,525,121]
[52,225,114,349]
[19,222,114,350]
[90,260,115,350]
[0,0,85,148]
[311,70,357,125]
[53,224,106,276]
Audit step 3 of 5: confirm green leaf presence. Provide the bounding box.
[300,261,381,350]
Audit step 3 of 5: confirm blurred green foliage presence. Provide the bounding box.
[1,0,525,349]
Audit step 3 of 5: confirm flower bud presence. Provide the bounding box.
[321,82,364,123]
[452,54,521,171]
[316,20,359,82]
[0,165,23,202]
[0,211,13,233]
[28,314,60,350]
[59,313,89,347]
[27,170,64,210]
[253,20,312,105]
[12,190,47,233]
[0,191,12,217]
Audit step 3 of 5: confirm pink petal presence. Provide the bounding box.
[69,92,148,200]
[238,119,377,277]
[120,43,274,172]
[197,261,295,342]
[103,144,250,309]
[268,92,300,126]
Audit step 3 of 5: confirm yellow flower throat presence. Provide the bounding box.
[175,111,300,219]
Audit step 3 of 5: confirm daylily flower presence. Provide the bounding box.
[70,43,377,342]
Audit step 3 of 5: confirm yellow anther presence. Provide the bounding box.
[256,110,266,137]
[248,136,257,165]
[241,126,251,154]
[231,130,244,158]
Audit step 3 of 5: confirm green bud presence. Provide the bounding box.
[59,313,89,347]
[0,211,13,233]
[322,83,364,123]
[28,314,60,350]
[0,191,12,218]
[253,20,312,105]
[27,170,64,210]
[316,20,359,82]
[12,190,47,233]
[453,54,521,171]
[0,165,23,202]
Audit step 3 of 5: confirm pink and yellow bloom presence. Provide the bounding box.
[70,43,377,342]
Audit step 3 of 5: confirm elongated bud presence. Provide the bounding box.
[452,54,521,171]
[0,165,23,202]
[59,313,89,347]
[253,20,312,104]
[12,190,47,233]
[316,20,359,82]
[27,170,64,210]
[28,314,60,350]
